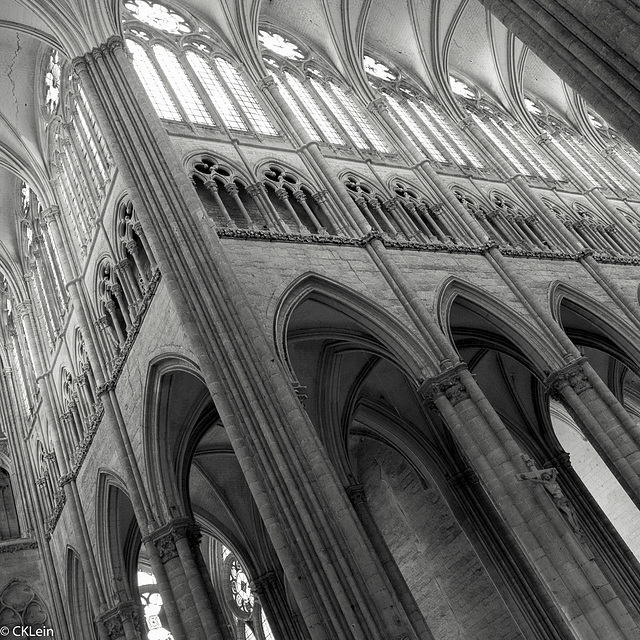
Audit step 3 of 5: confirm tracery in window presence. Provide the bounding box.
[259,31,389,152]
[44,50,61,115]
[124,0,190,34]
[138,565,174,640]
[124,11,278,137]
[0,581,49,633]
[363,58,483,167]
[524,96,632,194]
[258,29,304,60]
[203,539,275,640]
[450,79,563,180]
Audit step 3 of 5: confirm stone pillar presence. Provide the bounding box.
[101,601,143,640]
[422,364,640,639]
[446,467,574,640]
[252,571,308,640]
[546,359,640,504]
[147,522,213,640]
[73,36,421,640]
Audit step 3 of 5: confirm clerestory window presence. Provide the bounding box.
[450,77,563,181]
[123,0,277,136]
[260,29,390,153]
[364,56,484,169]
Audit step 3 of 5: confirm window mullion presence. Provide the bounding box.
[308,78,362,150]
[210,63,253,133]
[284,72,343,145]
[66,119,101,206]
[495,119,540,177]
[273,73,321,141]
[407,102,458,165]
[73,95,109,185]
[148,45,199,126]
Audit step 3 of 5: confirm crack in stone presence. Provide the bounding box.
[8,32,21,122]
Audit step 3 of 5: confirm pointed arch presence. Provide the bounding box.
[66,547,97,640]
[274,272,439,382]
[436,276,564,375]
[549,281,640,371]
[143,355,214,524]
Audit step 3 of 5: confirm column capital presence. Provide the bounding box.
[146,517,200,563]
[251,570,277,597]
[259,74,277,93]
[42,206,61,224]
[72,35,126,74]
[100,600,142,640]
[544,357,592,396]
[367,97,388,114]
[14,301,32,318]
[419,364,470,407]
[345,483,367,506]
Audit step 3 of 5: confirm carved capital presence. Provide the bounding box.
[545,358,592,396]
[367,97,388,114]
[420,365,470,407]
[152,532,179,563]
[311,190,329,205]
[42,206,61,224]
[259,75,277,93]
[252,571,277,597]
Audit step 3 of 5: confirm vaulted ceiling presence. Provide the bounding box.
[0,0,581,267]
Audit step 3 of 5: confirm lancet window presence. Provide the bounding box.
[45,51,113,256]
[450,78,563,181]
[523,97,633,195]
[123,1,278,136]
[585,108,640,190]
[260,30,390,153]
[7,304,36,417]
[364,55,484,169]
[20,184,67,348]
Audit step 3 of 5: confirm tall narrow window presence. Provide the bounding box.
[524,96,631,193]
[450,76,563,180]
[123,5,278,138]
[126,39,182,121]
[364,56,483,168]
[260,30,390,152]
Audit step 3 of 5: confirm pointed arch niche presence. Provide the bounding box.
[143,360,299,640]
[279,279,529,640]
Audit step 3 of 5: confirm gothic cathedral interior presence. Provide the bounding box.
[1,1,640,639]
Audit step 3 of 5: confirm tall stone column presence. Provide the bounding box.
[546,359,640,504]
[73,37,419,640]
[146,520,231,640]
[423,364,640,639]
